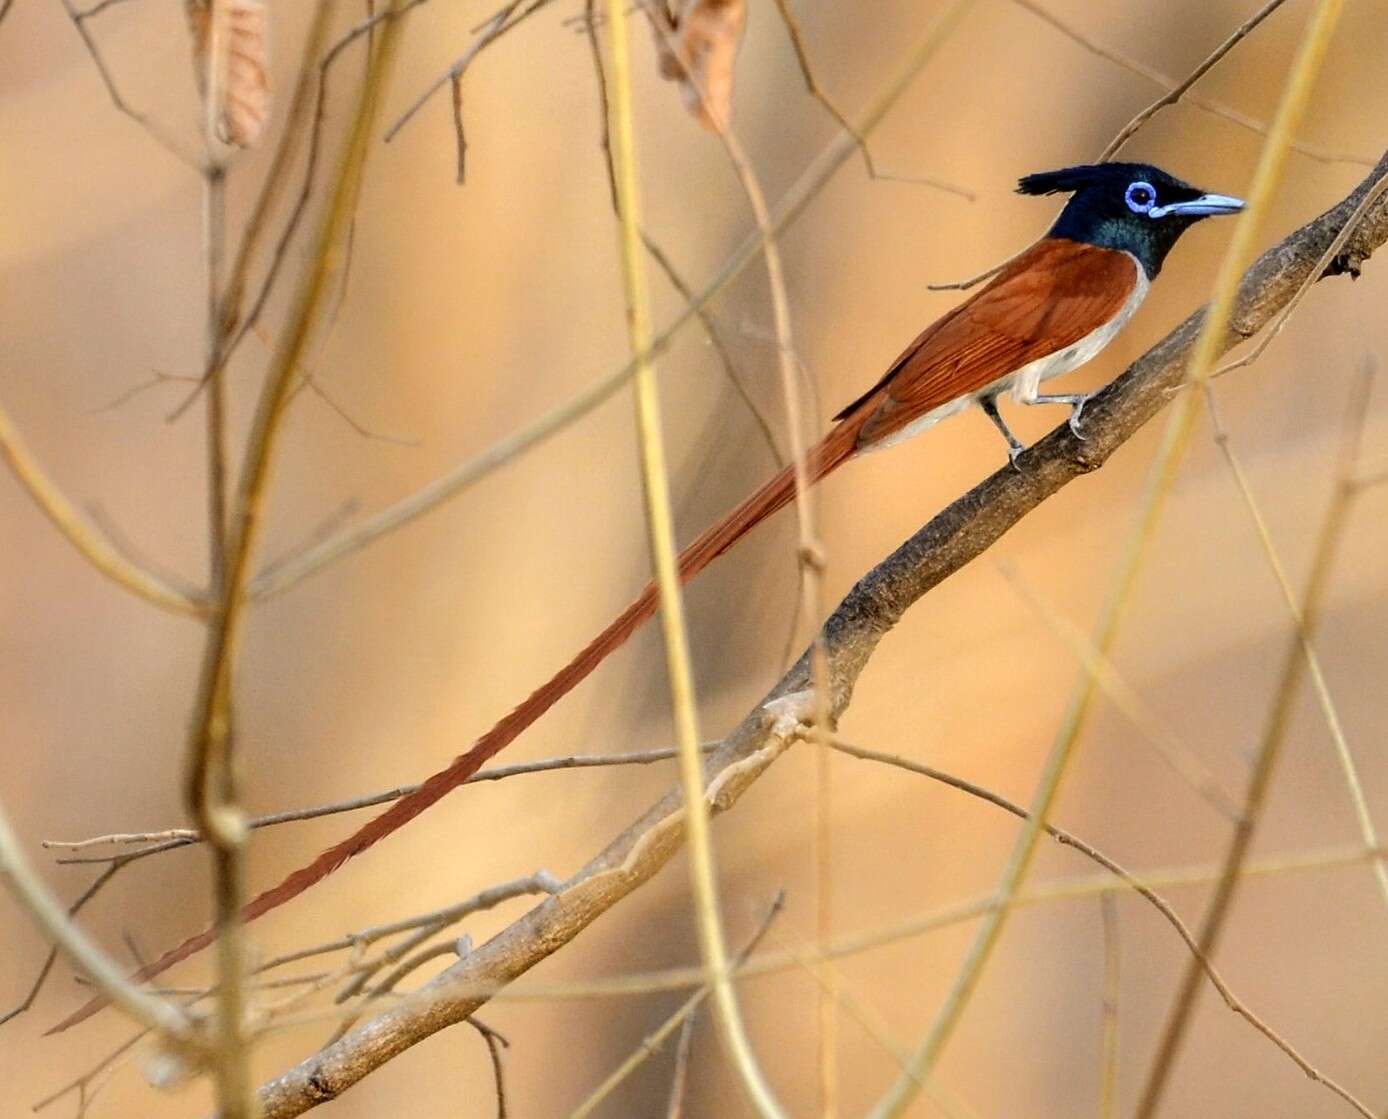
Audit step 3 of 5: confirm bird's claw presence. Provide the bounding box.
[1007,444,1025,472]
[1068,397,1090,440]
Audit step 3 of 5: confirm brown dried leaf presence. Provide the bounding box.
[185,0,271,149]
[649,0,747,132]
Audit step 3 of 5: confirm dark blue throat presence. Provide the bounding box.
[1050,202,1194,280]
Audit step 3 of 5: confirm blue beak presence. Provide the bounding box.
[1151,193,1246,218]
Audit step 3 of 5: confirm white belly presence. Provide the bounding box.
[867,253,1148,450]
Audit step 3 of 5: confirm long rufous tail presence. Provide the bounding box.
[50,415,867,1033]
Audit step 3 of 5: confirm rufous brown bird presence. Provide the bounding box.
[53,162,1243,1032]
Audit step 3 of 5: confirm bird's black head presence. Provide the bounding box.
[1018,162,1244,279]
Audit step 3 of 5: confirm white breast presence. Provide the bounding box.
[1007,253,1149,405]
[865,252,1148,451]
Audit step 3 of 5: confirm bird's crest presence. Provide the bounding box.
[1017,163,1130,197]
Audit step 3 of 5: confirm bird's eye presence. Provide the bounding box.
[1125,181,1156,214]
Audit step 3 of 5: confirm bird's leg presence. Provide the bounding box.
[979,394,1025,469]
[1017,389,1091,439]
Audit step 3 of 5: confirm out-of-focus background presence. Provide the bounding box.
[2,1,1387,1115]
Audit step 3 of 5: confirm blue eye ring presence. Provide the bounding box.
[1125,181,1157,214]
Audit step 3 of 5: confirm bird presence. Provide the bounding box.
[51,161,1243,1032]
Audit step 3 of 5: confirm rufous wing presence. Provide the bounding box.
[839,238,1139,449]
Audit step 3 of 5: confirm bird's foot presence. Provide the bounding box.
[1067,395,1091,440]
[1007,443,1025,472]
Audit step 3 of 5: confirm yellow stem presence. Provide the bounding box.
[602,2,785,1115]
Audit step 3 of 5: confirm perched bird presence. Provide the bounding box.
[52,162,1244,1030]
[839,161,1246,463]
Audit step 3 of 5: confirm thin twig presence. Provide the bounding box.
[0,863,120,1027]
[300,374,422,446]
[1131,4,1351,1111]
[926,240,1035,293]
[580,4,785,469]
[1098,893,1120,1119]
[0,792,189,1039]
[568,891,785,1119]
[642,7,838,1109]
[0,399,208,614]
[244,0,981,601]
[257,873,561,977]
[46,745,713,864]
[90,370,200,414]
[830,738,1375,1119]
[382,0,558,146]
[1204,382,1388,910]
[319,873,561,1039]
[665,1012,697,1119]
[767,0,974,200]
[54,0,202,166]
[469,1017,510,1119]
[32,1028,149,1113]
[603,2,785,1114]
[998,562,1241,820]
[75,0,140,18]
[1011,0,1368,166]
[195,4,256,1110]
[1099,0,1289,160]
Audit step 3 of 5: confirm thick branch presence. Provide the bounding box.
[252,150,1388,1117]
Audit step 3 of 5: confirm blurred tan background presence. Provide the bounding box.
[2,0,1387,1115]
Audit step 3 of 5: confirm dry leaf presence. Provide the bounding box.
[185,0,271,149]
[649,0,747,132]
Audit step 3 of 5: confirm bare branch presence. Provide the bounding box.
[469,1017,509,1119]
[1100,0,1288,160]
[45,745,713,865]
[767,0,974,200]
[75,0,140,20]
[0,401,210,615]
[1214,168,1388,381]
[0,789,190,1040]
[1011,0,1370,166]
[382,0,558,148]
[55,0,202,166]
[0,864,120,1027]
[300,375,422,446]
[248,144,1388,1118]
[580,2,785,469]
